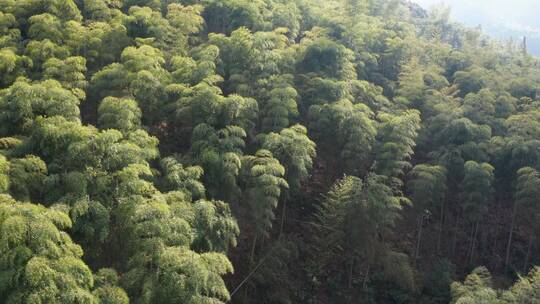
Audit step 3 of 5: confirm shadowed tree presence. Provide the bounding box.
[408,164,447,257]
[507,167,540,273]
[460,161,494,264]
[0,48,30,87]
[453,66,488,98]
[313,175,413,291]
[309,99,377,176]
[8,155,47,202]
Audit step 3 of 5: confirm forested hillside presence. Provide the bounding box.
[0,0,539,303]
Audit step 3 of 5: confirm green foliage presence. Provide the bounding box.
[258,75,299,132]
[408,164,447,211]
[219,94,259,131]
[425,104,492,181]
[15,115,158,190]
[0,155,9,193]
[250,236,301,303]
[169,45,220,85]
[298,38,356,80]
[451,266,540,304]
[42,56,87,99]
[91,44,170,123]
[67,196,110,246]
[203,0,268,34]
[98,96,142,133]
[92,269,129,304]
[129,247,233,304]
[121,193,236,304]
[23,116,93,169]
[460,161,494,222]
[2,0,540,302]
[374,110,421,183]
[421,259,455,304]
[0,79,80,136]
[174,82,224,128]
[297,76,350,108]
[190,123,246,200]
[0,195,100,303]
[309,99,377,175]
[507,78,538,100]
[166,3,204,51]
[191,199,239,253]
[159,156,205,200]
[259,124,316,192]
[450,267,499,304]
[514,167,540,232]
[396,57,429,107]
[174,82,258,132]
[0,12,21,49]
[501,267,540,303]
[453,66,489,97]
[0,137,23,151]
[0,48,30,87]
[241,149,288,238]
[8,155,47,201]
[313,175,413,294]
[462,89,497,126]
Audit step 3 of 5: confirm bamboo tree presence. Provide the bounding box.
[460,161,494,264]
[408,164,447,259]
[508,167,540,273]
[241,149,288,260]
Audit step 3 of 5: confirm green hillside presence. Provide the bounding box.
[0,0,539,303]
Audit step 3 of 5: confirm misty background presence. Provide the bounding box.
[412,0,540,55]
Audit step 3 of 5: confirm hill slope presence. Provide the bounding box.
[0,0,539,303]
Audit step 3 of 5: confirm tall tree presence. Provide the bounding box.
[460,161,494,264]
[121,193,237,304]
[313,175,413,292]
[258,75,299,133]
[309,99,377,176]
[374,109,421,186]
[241,149,288,260]
[507,167,540,273]
[407,164,447,257]
[190,123,246,201]
[258,124,316,192]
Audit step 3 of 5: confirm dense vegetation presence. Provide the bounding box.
[0,0,539,303]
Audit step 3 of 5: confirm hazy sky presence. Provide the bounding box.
[412,0,540,54]
[413,0,540,29]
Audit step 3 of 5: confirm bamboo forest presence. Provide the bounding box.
[0,0,539,303]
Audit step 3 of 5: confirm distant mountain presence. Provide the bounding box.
[481,23,540,56]
[412,0,540,56]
